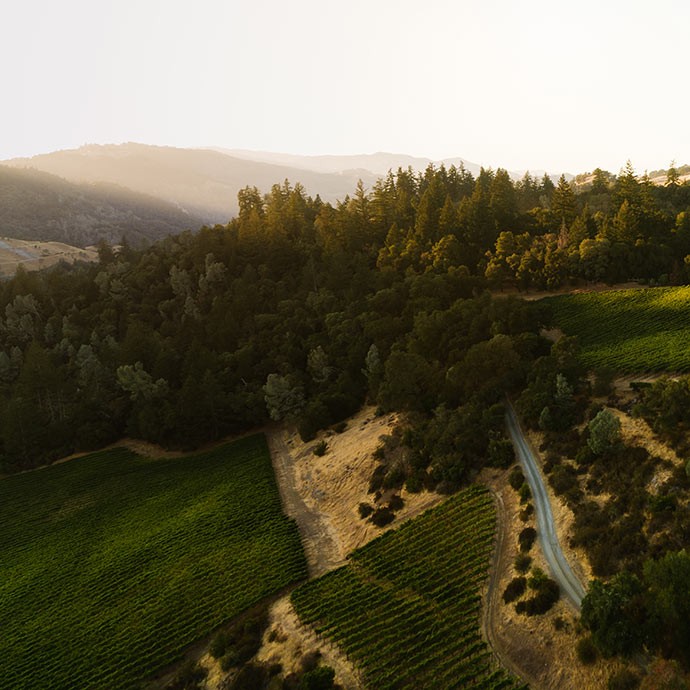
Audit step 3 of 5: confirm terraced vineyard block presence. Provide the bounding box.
[292,486,526,690]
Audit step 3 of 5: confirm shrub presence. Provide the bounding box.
[516,579,560,615]
[503,576,526,604]
[368,465,387,493]
[528,567,547,590]
[300,666,336,690]
[509,466,525,490]
[515,572,559,616]
[332,421,347,434]
[514,553,532,573]
[164,661,207,690]
[358,503,374,519]
[370,507,395,527]
[550,464,579,495]
[518,527,537,552]
[231,663,269,690]
[576,636,598,665]
[313,441,328,457]
[518,482,531,504]
[210,630,232,659]
[405,473,423,493]
[382,465,406,490]
[608,669,641,690]
[221,650,240,671]
[487,434,515,468]
[300,650,322,673]
[519,503,534,522]
[388,494,404,511]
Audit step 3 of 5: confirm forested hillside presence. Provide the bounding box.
[0,166,201,246]
[1,162,689,475]
[4,144,382,223]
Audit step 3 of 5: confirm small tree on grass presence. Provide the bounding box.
[587,409,621,456]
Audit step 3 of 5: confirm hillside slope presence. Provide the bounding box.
[4,144,381,222]
[0,165,201,246]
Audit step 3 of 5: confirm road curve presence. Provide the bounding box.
[505,401,587,610]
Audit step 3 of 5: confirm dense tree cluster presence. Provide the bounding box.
[0,168,556,473]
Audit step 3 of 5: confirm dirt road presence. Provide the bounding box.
[266,428,344,577]
[505,402,586,609]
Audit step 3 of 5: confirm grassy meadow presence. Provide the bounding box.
[291,486,526,690]
[0,435,306,690]
[548,286,690,372]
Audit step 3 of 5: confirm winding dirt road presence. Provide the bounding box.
[505,402,586,609]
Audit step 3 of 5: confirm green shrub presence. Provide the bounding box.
[502,577,526,604]
[370,506,395,527]
[518,482,531,504]
[576,636,598,665]
[300,650,322,672]
[527,566,547,590]
[332,421,347,433]
[509,466,525,490]
[405,473,423,493]
[313,441,328,457]
[210,630,232,659]
[607,669,640,690]
[300,666,336,690]
[221,650,240,671]
[519,503,534,522]
[231,663,269,690]
[388,494,404,511]
[515,572,559,616]
[358,503,374,519]
[382,465,405,489]
[518,527,537,552]
[368,465,387,493]
[164,661,207,690]
[514,553,532,573]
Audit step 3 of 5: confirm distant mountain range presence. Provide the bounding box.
[3,144,566,231]
[0,165,202,247]
[3,144,381,225]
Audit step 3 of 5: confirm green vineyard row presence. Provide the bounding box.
[549,286,690,372]
[0,435,307,690]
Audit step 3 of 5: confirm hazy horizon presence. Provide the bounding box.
[6,0,690,175]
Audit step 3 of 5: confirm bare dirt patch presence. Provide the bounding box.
[260,406,446,689]
[0,237,97,277]
[267,407,445,577]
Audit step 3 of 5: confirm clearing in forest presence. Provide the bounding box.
[548,286,690,372]
[0,435,306,690]
[291,485,527,690]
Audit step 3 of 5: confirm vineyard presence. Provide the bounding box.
[291,486,526,690]
[548,286,690,372]
[0,435,307,690]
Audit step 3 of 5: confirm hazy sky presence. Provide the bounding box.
[4,0,689,173]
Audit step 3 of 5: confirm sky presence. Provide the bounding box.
[3,0,690,174]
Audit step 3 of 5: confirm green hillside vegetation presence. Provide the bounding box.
[0,435,306,690]
[292,486,526,690]
[0,165,201,246]
[548,287,690,371]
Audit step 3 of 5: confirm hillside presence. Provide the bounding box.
[0,165,201,247]
[3,144,382,223]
